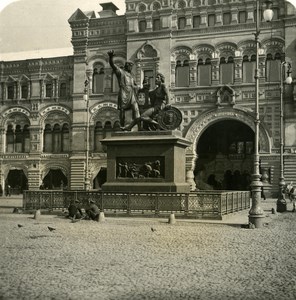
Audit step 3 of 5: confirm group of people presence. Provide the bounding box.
[67,199,100,221]
[108,50,169,131]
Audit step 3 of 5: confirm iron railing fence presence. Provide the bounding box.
[23,190,250,219]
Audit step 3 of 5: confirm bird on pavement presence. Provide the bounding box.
[47,226,56,232]
[151,227,157,232]
[17,224,23,228]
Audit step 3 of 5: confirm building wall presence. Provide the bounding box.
[0,0,295,196]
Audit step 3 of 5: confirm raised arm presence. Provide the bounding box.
[107,50,117,71]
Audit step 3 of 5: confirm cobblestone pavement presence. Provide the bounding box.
[0,200,296,300]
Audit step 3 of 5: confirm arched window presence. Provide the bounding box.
[43,122,69,153]
[104,121,113,139]
[15,125,22,153]
[93,67,105,94]
[176,60,189,87]
[62,123,70,152]
[94,121,104,152]
[6,123,30,153]
[243,55,256,83]
[23,125,30,152]
[220,56,234,84]
[266,53,281,82]
[52,124,61,153]
[6,125,14,152]
[44,124,52,153]
[198,58,212,86]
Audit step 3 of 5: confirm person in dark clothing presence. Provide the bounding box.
[85,200,100,221]
[68,200,83,219]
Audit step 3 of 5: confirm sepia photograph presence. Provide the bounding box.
[0,0,296,299]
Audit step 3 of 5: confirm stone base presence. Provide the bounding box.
[102,182,190,193]
[248,214,265,228]
[101,131,191,193]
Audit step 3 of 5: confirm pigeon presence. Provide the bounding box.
[17,224,23,228]
[47,226,56,232]
[151,227,157,232]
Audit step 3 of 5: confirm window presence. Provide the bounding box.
[176,60,189,87]
[266,53,281,82]
[193,15,201,28]
[6,123,30,153]
[21,84,28,99]
[208,14,215,27]
[223,13,231,25]
[220,57,234,84]
[7,85,14,99]
[62,124,70,152]
[178,17,186,29]
[45,83,52,98]
[93,67,105,94]
[238,11,246,23]
[272,8,279,20]
[144,70,154,89]
[243,55,256,83]
[94,121,104,152]
[153,19,160,31]
[198,58,212,86]
[15,125,23,152]
[6,125,14,152]
[139,20,147,32]
[59,83,67,97]
[53,124,61,153]
[43,122,69,153]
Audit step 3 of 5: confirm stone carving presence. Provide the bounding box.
[117,158,163,179]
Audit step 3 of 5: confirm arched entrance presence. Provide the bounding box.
[42,169,68,190]
[184,108,272,191]
[195,120,254,190]
[6,169,28,195]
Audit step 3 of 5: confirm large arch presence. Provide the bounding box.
[184,107,272,189]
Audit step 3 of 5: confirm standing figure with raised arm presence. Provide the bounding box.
[108,50,140,131]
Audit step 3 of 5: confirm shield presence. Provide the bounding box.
[157,106,183,130]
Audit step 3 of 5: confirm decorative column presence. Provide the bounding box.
[211,57,220,86]
[234,52,243,84]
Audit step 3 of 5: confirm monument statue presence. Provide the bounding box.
[108,50,141,130]
[108,50,182,131]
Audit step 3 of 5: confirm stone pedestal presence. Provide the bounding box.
[101,131,191,193]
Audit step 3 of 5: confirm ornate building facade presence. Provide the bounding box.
[0,0,295,196]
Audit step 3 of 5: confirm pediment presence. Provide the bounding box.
[19,74,30,82]
[6,75,17,82]
[43,73,55,81]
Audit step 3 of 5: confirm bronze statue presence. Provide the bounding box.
[108,50,140,130]
[108,50,182,131]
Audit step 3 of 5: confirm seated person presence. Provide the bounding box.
[85,199,100,221]
[68,200,83,219]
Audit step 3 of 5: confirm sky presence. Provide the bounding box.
[0,0,125,60]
